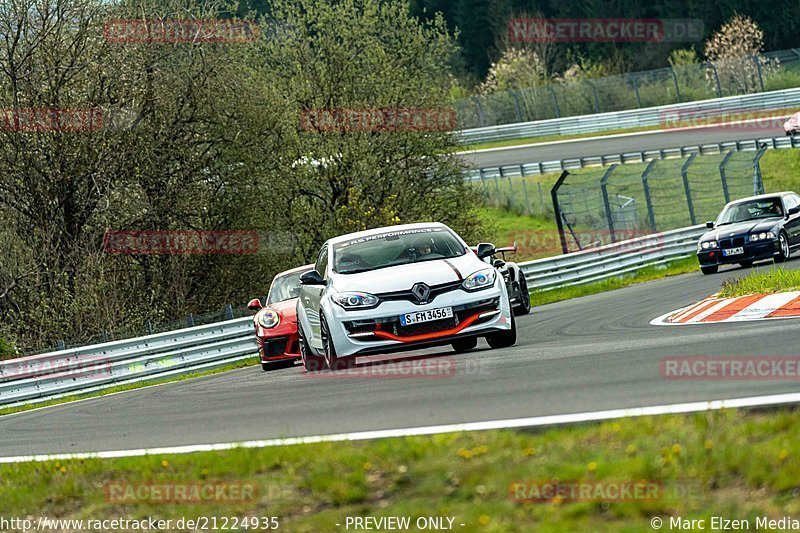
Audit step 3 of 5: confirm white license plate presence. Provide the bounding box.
[400,307,453,326]
[722,247,744,256]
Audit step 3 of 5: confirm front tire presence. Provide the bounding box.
[513,275,531,315]
[299,322,327,372]
[321,314,353,371]
[700,265,718,275]
[775,231,790,263]
[486,313,516,349]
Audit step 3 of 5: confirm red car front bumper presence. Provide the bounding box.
[258,332,300,362]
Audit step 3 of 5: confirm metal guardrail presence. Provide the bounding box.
[520,225,706,292]
[458,87,800,145]
[0,317,256,407]
[465,136,800,180]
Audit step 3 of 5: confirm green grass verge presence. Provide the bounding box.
[0,358,258,417]
[718,266,800,298]
[530,257,699,307]
[4,405,800,531]
[476,207,561,261]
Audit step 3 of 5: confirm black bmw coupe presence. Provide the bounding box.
[697,192,800,275]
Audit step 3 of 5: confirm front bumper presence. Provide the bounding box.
[697,239,778,266]
[325,279,512,357]
[257,332,300,362]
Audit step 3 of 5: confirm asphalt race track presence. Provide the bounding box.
[460,122,787,168]
[3,259,800,458]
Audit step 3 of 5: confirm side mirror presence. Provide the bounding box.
[300,270,325,285]
[247,298,262,311]
[476,242,496,259]
[705,221,714,229]
[493,259,506,268]
[789,206,800,216]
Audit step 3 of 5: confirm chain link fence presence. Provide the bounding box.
[552,147,767,254]
[457,49,800,129]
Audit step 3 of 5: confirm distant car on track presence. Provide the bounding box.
[472,244,531,315]
[296,222,516,371]
[784,112,800,136]
[696,192,800,275]
[247,264,313,371]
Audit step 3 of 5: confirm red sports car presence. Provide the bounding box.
[247,264,313,371]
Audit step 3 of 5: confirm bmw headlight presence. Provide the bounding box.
[258,309,280,328]
[749,231,775,242]
[699,241,718,250]
[462,268,497,291]
[332,292,380,310]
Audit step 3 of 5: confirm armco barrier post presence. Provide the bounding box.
[753,57,764,92]
[519,165,532,215]
[552,171,570,254]
[585,80,600,113]
[707,62,722,97]
[681,153,698,225]
[600,164,619,243]
[547,86,561,118]
[718,151,733,204]
[628,74,642,108]
[669,68,682,102]
[753,145,767,195]
[510,90,523,122]
[641,159,658,232]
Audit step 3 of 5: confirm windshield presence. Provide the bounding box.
[333,227,467,274]
[716,198,784,225]
[266,270,306,304]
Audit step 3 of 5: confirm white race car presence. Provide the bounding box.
[785,112,800,137]
[296,222,516,371]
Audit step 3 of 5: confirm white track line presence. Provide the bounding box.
[4,391,800,464]
[727,292,800,321]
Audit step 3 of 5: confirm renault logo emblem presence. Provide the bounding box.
[411,282,431,304]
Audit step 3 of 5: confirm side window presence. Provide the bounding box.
[792,194,800,209]
[315,245,329,279]
[785,196,798,210]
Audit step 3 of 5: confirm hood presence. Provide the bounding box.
[705,219,780,240]
[331,252,486,293]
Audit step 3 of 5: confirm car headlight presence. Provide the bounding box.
[258,309,280,328]
[332,292,380,310]
[462,268,497,291]
[699,241,718,250]
[749,232,775,242]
